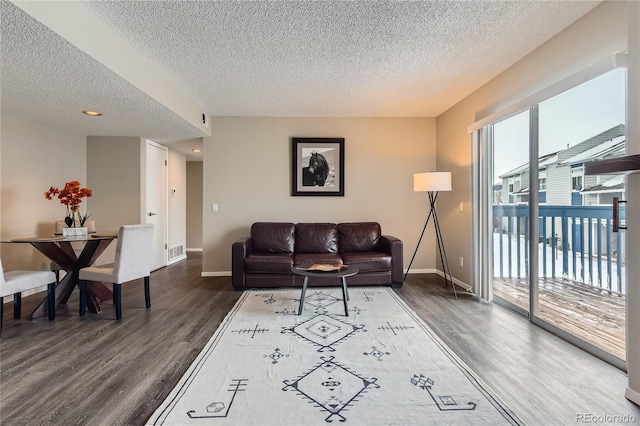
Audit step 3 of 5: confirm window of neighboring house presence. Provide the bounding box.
[572,176,582,191]
[571,164,585,205]
[508,177,514,193]
[539,170,547,191]
[571,168,584,191]
[514,176,521,192]
[538,170,547,204]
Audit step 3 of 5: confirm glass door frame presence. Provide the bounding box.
[471,54,628,370]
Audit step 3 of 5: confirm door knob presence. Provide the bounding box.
[148,212,158,216]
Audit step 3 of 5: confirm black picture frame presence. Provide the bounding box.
[291,137,345,196]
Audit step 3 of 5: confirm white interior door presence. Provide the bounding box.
[146,140,167,271]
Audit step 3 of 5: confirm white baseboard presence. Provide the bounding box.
[404,268,473,292]
[202,271,232,277]
[167,254,187,266]
[403,268,438,274]
[186,248,203,252]
[626,386,640,406]
[433,270,473,292]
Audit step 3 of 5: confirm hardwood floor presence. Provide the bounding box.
[493,276,626,359]
[1,252,638,425]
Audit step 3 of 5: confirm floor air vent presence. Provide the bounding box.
[168,244,184,262]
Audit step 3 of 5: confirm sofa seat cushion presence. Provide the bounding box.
[341,252,392,272]
[245,253,294,274]
[338,222,381,252]
[294,253,343,267]
[295,223,339,253]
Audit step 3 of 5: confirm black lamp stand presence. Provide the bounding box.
[403,191,458,299]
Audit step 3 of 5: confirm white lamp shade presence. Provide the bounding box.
[414,172,452,192]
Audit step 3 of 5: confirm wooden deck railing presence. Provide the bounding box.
[493,204,626,293]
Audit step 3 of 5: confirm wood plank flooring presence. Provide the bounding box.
[493,276,626,359]
[1,252,638,425]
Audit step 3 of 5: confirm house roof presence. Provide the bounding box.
[560,135,625,165]
[0,1,601,151]
[499,152,558,179]
[499,124,626,179]
[581,175,625,194]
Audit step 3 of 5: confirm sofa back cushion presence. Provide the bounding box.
[251,222,295,253]
[338,222,381,252]
[295,223,339,253]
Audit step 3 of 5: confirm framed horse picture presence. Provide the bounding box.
[291,137,345,196]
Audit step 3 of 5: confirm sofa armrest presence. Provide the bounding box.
[381,235,403,287]
[232,237,253,290]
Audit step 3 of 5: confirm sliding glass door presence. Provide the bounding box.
[478,65,627,367]
[535,68,626,361]
[491,110,531,316]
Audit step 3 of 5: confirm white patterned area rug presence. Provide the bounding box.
[147,287,522,425]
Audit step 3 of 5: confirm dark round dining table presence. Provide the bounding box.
[7,233,117,318]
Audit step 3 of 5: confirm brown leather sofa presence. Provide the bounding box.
[232,222,403,290]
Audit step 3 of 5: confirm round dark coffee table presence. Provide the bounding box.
[291,265,359,316]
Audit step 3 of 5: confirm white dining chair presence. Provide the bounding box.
[1,258,56,336]
[78,224,154,319]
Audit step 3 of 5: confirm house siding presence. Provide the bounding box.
[546,164,571,205]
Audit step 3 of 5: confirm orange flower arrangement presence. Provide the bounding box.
[44,180,93,227]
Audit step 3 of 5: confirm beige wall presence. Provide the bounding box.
[1,111,86,270]
[0,125,189,271]
[87,136,143,232]
[168,149,187,260]
[203,117,437,274]
[436,1,628,288]
[87,136,143,264]
[87,137,188,266]
[186,161,203,250]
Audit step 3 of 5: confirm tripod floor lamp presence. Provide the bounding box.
[404,172,457,299]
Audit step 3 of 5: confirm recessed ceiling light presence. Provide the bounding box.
[82,110,102,116]
[192,148,202,153]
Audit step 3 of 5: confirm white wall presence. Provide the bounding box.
[203,117,437,274]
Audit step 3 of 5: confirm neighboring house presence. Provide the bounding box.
[499,124,626,207]
[496,124,626,255]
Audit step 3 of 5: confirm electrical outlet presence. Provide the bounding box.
[459,257,464,267]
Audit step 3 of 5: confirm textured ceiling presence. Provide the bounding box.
[1,0,600,156]
[0,2,205,146]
